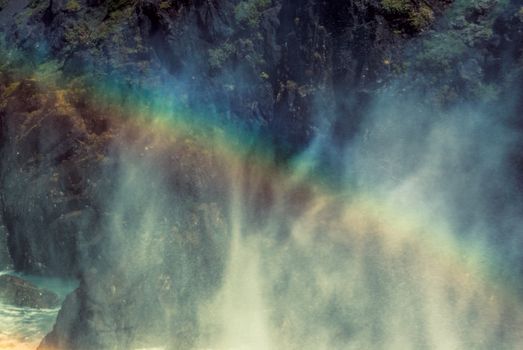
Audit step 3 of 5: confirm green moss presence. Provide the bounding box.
[234,0,271,28]
[408,4,434,30]
[416,33,467,70]
[159,1,171,10]
[34,60,61,83]
[64,21,92,45]
[381,0,410,14]
[108,0,138,13]
[382,0,434,32]
[65,0,81,12]
[208,43,235,70]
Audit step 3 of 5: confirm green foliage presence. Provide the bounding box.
[65,0,81,12]
[381,0,410,14]
[66,25,91,48]
[414,0,502,71]
[416,33,467,71]
[381,0,434,32]
[159,1,171,10]
[445,0,504,21]
[34,60,61,84]
[234,0,271,28]
[407,0,510,106]
[208,43,235,70]
[108,0,138,13]
[408,4,434,30]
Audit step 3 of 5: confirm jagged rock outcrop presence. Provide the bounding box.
[0,77,112,276]
[0,0,451,279]
[0,70,231,348]
[0,0,451,153]
[0,274,60,309]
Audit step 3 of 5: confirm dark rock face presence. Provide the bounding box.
[0,274,61,309]
[0,189,12,270]
[0,77,111,277]
[0,70,231,347]
[0,222,12,270]
[402,0,523,109]
[0,0,453,280]
[0,0,450,155]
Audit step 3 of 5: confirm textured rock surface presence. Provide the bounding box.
[1,0,523,349]
[0,0,452,153]
[0,222,12,270]
[0,0,454,280]
[0,70,230,347]
[0,274,60,309]
[0,77,110,276]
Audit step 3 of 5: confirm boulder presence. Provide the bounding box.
[0,274,61,309]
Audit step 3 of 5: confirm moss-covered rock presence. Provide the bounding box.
[234,0,271,28]
[381,0,438,33]
[400,0,517,107]
[65,0,81,12]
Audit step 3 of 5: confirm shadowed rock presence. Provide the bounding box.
[0,274,60,309]
[0,223,12,270]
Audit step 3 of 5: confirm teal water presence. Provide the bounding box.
[0,270,77,349]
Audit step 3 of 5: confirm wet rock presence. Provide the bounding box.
[2,0,522,349]
[0,0,452,156]
[0,67,231,347]
[0,78,109,277]
[0,223,13,270]
[38,287,81,350]
[0,274,60,309]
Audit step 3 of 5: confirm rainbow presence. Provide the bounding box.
[1,38,523,349]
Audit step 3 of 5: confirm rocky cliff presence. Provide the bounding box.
[1,0,523,349]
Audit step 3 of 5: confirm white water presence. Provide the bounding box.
[0,270,77,349]
[197,167,274,350]
[0,302,59,349]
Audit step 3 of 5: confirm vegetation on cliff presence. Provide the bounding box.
[2,0,523,349]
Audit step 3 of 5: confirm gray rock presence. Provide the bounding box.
[0,222,13,270]
[0,274,61,309]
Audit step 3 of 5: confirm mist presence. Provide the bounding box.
[1,0,523,349]
[53,76,523,349]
